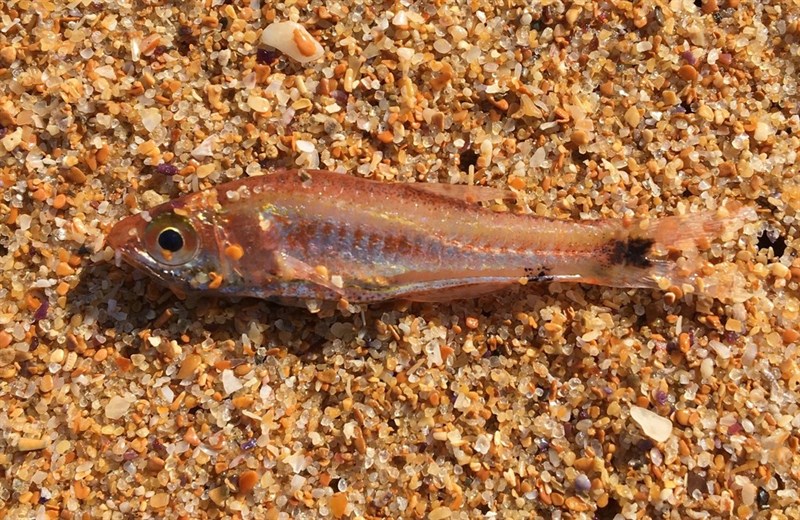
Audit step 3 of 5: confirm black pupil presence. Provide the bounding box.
[158,228,184,252]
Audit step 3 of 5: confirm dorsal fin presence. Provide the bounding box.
[406,183,515,204]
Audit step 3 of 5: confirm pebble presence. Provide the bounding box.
[248,95,271,113]
[630,406,673,442]
[570,130,589,146]
[222,369,243,395]
[2,127,22,151]
[330,492,348,518]
[74,481,90,500]
[191,135,216,158]
[238,470,259,494]
[396,47,414,63]
[753,120,772,142]
[757,488,770,508]
[771,262,789,279]
[474,433,491,454]
[697,104,714,121]
[105,396,133,420]
[565,496,590,512]
[66,167,87,184]
[741,480,756,505]
[49,349,65,364]
[150,493,169,509]
[209,486,228,506]
[40,374,54,393]
[177,354,201,379]
[624,106,641,127]
[574,474,592,493]
[391,11,408,28]
[0,45,16,65]
[700,357,715,379]
[184,426,200,446]
[139,107,162,133]
[677,64,698,81]
[17,437,47,451]
[196,163,216,179]
[0,348,14,366]
[296,139,316,153]
[429,506,452,520]
[433,39,453,54]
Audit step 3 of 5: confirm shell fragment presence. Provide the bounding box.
[260,21,324,64]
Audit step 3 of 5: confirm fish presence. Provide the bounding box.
[107,169,755,305]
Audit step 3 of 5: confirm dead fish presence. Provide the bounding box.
[107,169,754,305]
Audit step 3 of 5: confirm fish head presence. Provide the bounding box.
[107,196,228,293]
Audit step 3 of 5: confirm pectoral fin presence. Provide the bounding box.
[273,253,345,295]
[407,183,515,204]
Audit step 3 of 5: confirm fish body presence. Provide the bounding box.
[108,169,752,304]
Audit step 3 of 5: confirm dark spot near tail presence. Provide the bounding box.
[609,238,654,268]
[524,266,554,282]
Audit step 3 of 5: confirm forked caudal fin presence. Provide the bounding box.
[584,206,757,290]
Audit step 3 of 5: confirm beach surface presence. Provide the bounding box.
[1,1,798,518]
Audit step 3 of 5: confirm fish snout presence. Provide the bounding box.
[107,215,143,251]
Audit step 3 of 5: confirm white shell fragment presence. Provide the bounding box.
[260,21,324,64]
[630,406,673,443]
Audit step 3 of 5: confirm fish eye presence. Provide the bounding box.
[158,228,184,252]
[144,214,199,266]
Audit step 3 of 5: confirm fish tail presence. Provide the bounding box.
[641,205,756,254]
[580,206,756,290]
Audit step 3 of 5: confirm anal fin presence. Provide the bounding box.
[404,282,514,302]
